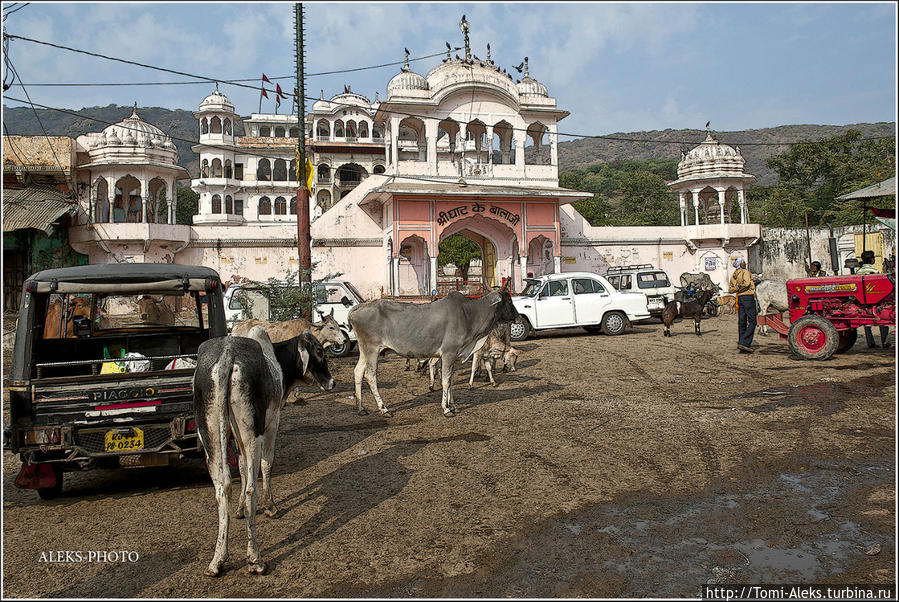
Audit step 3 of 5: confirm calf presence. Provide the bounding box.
[138,296,176,325]
[469,322,521,387]
[662,289,716,336]
[43,296,91,339]
[193,327,335,577]
[232,308,346,348]
[754,280,788,335]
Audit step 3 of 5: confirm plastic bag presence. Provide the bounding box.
[124,352,150,373]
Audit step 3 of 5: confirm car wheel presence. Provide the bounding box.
[509,317,531,342]
[327,338,354,358]
[601,311,628,336]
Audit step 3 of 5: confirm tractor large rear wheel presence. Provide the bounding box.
[788,315,839,360]
[835,329,858,354]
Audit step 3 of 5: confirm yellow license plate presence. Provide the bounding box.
[104,428,144,452]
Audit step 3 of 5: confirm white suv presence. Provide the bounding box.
[510,272,650,341]
[605,265,676,320]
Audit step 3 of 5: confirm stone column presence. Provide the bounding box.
[738,188,747,224]
[485,125,494,166]
[692,190,700,226]
[520,254,528,281]
[425,119,438,172]
[171,181,178,224]
[108,178,116,223]
[679,192,686,227]
[717,189,727,225]
[430,256,438,295]
[549,124,559,170]
[514,136,525,177]
[390,116,400,172]
[140,178,149,223]
[392,256,400,296]
[554,255,561,274]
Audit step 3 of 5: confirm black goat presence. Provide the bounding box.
[662,289,716,336]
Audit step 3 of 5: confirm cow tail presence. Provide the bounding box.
[200,349,236,471]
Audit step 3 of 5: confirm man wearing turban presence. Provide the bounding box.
[729,257,756,353]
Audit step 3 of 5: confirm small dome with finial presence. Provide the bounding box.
[516,57,548,97]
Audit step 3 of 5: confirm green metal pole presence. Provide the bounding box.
[295,3,310,286]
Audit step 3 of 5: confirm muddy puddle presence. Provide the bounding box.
[356,457,894,598]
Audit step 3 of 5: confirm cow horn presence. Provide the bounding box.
[327,307,334,318]
[501,279,511,293]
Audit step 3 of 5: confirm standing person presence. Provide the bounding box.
[729,257,757,353]
[856,251,891,349]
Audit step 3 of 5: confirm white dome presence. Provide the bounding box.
[199,86,235,113]
[312,98,332,112]
[101,105,166,147]
[517,75,548,97]
[387,67,429,96]
[677,130,747,180]
[330,91,371,108]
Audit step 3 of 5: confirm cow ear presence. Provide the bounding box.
[299,345,310,374]
[328,307,334,318]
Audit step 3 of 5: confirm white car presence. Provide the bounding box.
[510,272,650,341]
[224,279,365,356]
[605,264,676,320]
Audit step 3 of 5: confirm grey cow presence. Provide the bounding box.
[348,283,519,417]
[193,327,335,577]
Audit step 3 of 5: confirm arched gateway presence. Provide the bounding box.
[377,192,570,297]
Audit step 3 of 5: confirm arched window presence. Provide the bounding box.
[201,159,209,178]
[372,123,383,140]
[225,195,233,214]
[373,164,386,174]
[359,121,369,138]
[289,158,297,181]
[224,159,233,179]
[334,120,344,137]
[316,119,330,138]
[274,127,285,138]
[346,120,357,138]
[224,118,232,135]
[289,127,299,137]
[273,159,287,181]
[290,196,297,214]
[212,158,223,178]
[274,196,287,215]
[200,118,208,135]
[318,163,330,183]
[94,177,110,223]
[316,190,331,211]
[259,126,271,138]
[257,158,271,181]
[211,116,222,134]
[211,194,222,214]
[258,196,271,215]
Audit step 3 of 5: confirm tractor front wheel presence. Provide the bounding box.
[788,315,839,360]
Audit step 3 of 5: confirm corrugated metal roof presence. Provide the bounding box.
[836,176,896,200]
[2,185,78,235]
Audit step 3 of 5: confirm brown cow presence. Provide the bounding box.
[468,322,521,387]
[715,294,737,314]
[43,297,92,339]
[231,308,347,348]
[138,296,176,325]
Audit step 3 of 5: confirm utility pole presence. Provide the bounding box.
[295,3,311,293]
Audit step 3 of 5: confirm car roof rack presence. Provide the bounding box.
[606,264,656,275]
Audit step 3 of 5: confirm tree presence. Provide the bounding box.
[762,130,895,227]
[175,186,199,225]
[438,234,481,280]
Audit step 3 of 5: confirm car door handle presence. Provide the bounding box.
[560,297,571,300]
[600,294,609,297]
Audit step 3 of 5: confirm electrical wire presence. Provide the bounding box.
[2,3,28,20]
[6,32,894,148]
[5,58,76,197]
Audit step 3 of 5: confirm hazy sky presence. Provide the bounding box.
[2,1,896,139]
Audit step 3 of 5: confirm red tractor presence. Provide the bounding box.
[758,274,895,360]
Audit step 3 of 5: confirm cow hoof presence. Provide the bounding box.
[357,409,369,416]
[381,409,393,418]
[468,383,474,389]
[247,561,267,575]
[263,507,280,519]
[232,508,245,520]
[204,562,224,578]
[443,410,456,418]
[492,382,499,388]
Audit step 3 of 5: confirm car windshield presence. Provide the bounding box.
[520,279,542,297]
[637,272,671,289]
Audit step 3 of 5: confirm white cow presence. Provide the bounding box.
[755,280,789,335]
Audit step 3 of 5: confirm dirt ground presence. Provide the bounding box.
[2,312,895,598]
